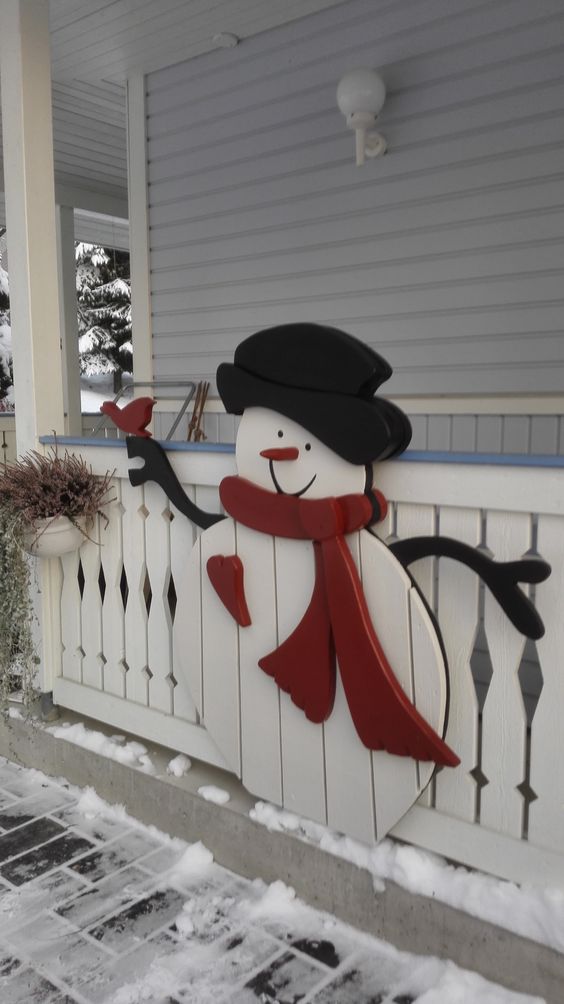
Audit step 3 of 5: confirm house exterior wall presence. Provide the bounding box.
[144,0,564,433]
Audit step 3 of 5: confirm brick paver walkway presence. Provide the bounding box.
[0,757,537,1003]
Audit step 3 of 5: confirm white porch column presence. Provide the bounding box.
[127,75,153,386]
[0,0,65,455]
[56,205,81,435]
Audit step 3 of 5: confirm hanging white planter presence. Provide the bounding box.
[23,515,90,558]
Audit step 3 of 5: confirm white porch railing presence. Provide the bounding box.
[38,438,564,888]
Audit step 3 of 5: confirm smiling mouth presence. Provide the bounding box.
[268,460,317,497]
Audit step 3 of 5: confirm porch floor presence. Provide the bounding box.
[0,756,537,1004]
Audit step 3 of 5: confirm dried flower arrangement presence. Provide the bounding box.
[0,448,114,707]
[0,448,114,535]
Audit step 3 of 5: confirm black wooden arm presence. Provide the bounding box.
[389,536,550,641]
[126,436,225,531]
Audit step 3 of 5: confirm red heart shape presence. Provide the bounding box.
[206,554,251,627]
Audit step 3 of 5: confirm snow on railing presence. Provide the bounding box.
[39,438,564,888]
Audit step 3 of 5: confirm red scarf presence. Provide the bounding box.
[217,476,459,767]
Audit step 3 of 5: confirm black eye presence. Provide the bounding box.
[277,430,283,438]
[305,443,311,451]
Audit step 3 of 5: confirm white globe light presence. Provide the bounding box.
[336,68,386,118]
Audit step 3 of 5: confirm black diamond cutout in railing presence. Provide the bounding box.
[119,565,129,611]
[98,564,107,603]
[517,774,538,839]
[517,639,543,728]
[142,665,154,681]
[470,599,494,713]
[517,778,538,805]
[143,570,152,615]
[167,574,178,624]
[77,560,85,600]
[470,765,489,791]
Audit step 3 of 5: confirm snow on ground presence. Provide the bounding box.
[198,784,231,805]
[167,753,192,777]
[40,716,564,955]
[80,373,132,414]
[250,801,564,954]
[46,721,156,774]
[0,758,546,1003]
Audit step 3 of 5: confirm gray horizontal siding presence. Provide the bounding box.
[408,413,564,454]
[156,409,564,458]
[146,0,564,399]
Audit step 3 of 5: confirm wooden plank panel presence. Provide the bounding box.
[236,524,282,804]
[395,502,436,799]
[100,485,126,698]
[121,478,149,705]
[434,507,481,822]
[198,517,241,775]
[409,588,448,793]
[480,511,530,837]
[324,532,375,844]
[395,503,435,605]
[144,482,174,714]
[276,536,326,824]
[78,518,103,689]
[528,514,564,853]
[59,548,83,683]
[169,491,199,722]
[359,532,420,840]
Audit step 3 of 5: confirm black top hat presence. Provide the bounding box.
[216,323,411,465]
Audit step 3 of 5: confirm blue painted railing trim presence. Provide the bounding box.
[39,436,564,469]
[397,450,564,468]
[39,435,236,454]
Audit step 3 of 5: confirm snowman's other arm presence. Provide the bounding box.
[388,536,550,640]
[126,436,225,530]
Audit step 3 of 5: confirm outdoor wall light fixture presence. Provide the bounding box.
[336,68,387,166]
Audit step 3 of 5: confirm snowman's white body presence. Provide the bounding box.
[177,408,449,843]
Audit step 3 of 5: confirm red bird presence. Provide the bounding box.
[100,397,156,438]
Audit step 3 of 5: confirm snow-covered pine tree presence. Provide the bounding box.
[0,228,13,407]
[76,242,132,393]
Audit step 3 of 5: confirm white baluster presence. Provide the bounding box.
[435,506,481,822]
[529,514,564,852]
[121,478,149,705]
[480,511,529,837]
[100,483,126,697]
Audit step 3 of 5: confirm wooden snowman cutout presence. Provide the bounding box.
[127,323,550,844]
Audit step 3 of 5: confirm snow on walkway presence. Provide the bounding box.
[0,757,543,1004]
[43,715,564,957]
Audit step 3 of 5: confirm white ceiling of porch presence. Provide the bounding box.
[0,0,344,214]
[49,0,345,83]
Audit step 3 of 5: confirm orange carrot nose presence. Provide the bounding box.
[260,447,299,461]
